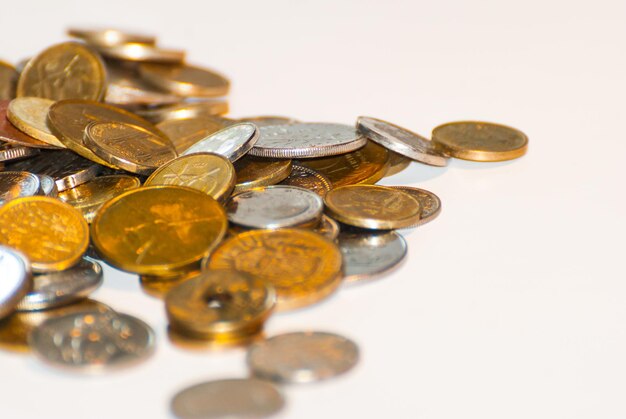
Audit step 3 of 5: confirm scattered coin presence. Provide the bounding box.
[233,155,292,194]
[156,116,225,154]
[0,143,39,162]
[279,164,332,197]
[0,246,31,320]
[339,230,407,283]
[137,100,229,123]
[37,174,58,197]
[97,42,185,63]
[247,331,359,383]
[139,63,230,97]
[105,62,180,107]
[7,97,65,148]
[0,171,41,205]
[183,122,259,161]
[312,214,340,241]
[239,115,298,127]
[0,100,58,149]
[384,151,412,177]
[388,186,442,227]
[0,60,17,100]
[68,27,156,48]
[139,269,202,299]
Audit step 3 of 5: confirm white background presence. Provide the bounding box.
[1,1,625,418]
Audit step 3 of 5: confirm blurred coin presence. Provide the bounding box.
[17,42,106,101]
[0,171,41,204]
[105,62,180,107]
[250,123,366,159]
[357,116,449,166]
[156,116,225,154]
[0,143,39,162]
[0,246,31,320]
[238,115,298,127]
[16,257,102,311]
[139,63,230,97]
[97,43,185,63]
[384,151,412,177]
[279,164,331,197]
[233,156,292,194]
[183,122,258,162]
[339,230,407,283]
[0,60,17,100]
[247,331,359,384]
[431,121,528,161]
[388,186,442,227]
[139,268,201,299]
[68,28,156,47]
[0,100,57,149]
[137,100,229,123]
[37,174,58,197]
[311,214,340,241]
[7,97,65,148]
[171,378,285,419]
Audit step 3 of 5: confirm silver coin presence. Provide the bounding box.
[5,150,101,191]
[357,116,449,166]
[182,123,258,162]
[37,174,58,197]
[314,214,340,241]
[227,185,323,229]
[0,245,31,320]
[388,186,442,227]
[16,257,103,311]
[0,171,40,205]
[247,331,359,384]
[249,123,367,159]
[29,310,155,371]
[0,143,39,162]
[339,230,407,283]
[238,115,298,127]
[171,378,285,419]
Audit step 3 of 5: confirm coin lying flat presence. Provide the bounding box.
[37,174,58,197]
[0,171,40,205]
[384,151,412,177]
[431,121,528,161]
[357,116,449,166]
[16,257,103,311]
[183,122,258,161]
[91,186,227,275]
[207,229,342,311]
[250,122,367,159]
[139,63,230,97]
[68,28,156,47]
[388,186,442,227]
[0,61,17,100]
[227,185,324,229]
[233,156,292,195]
[29,310,155,371]
[97,42,185,63]
[171,378,285,419]
[324,185,421,230]
[339,230,407,283]
[17,42,106,101]
[139,269,202,299]
[0,100,57,149]
[138,100,229,123]
[144,153,235,202]
[239,115,298,127]
[7,97,65,148]
[279,164,332,197]
[156,117,225,154]
[247,331,359,383]
[0,143,39,162]
[105,62,180,107]
[0,246,31,320]
[0,196,89,272]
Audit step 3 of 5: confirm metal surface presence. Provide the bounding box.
[0,171,40,205]
[0,245,31,320]
[182,122,258,162]
[339,230,407,283]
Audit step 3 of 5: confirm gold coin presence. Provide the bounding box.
[136,100,230,123]
[96,43,185,63]
[58,175,141,223]
[279,164,331,197]
[388,186,442,227]
[67,28,156,47]
[139,268,201,299]
[17,42,106,101]
[105,62,180,107]
[48,99,167,167]
[156,116,225,154]
[167,325,264,351]
[0,61,17,100]
[7,97,65,148]
[233,156,292,194]
[384,151,412,177]
[207,229,343,311]
[91,186,227,275]
[431,121,528,161]
[145,153,235,202]
[84,121,177,175]
[309,214,340,241]
[324,185,421,229]
[0,100,57,149]
[165,270,275,339]
[139,63,230,97]
[0,196,89,272]
[299,141,389,187]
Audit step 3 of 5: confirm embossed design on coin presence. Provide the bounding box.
[247,331,359,383]
[0,171,40,205]
[388,186,442,227]
[156,117,225,154]
[182,122,258,162]
[279,164,332,197]
[7,97,65,148]
[139,63,230,97]
[0,246,31,320]
[233,156,292,194]
[339,230,407,283]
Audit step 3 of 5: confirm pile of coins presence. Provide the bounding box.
[0,28,528,418]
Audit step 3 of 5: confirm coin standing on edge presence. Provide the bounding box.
[182,122,258,162]
[0,246,31,320]
[339,230,407,283]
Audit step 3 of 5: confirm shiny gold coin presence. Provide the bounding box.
[84,121,177,175]
[17,42,106,101]
[0,196,89,272]
[97,43,185,63]
[139,63,230,97]
[145,153,235,202]
[105,62,180,107]
[384,151,412,177]
[0,61,17,100]
[207,229,343,311]
[431,121,528,162]
[388,186,442,227]
[136,100,230,123]
[324,185,421,230]
[279,164,332,197]
[167,325,265,351]
[233,156,292,194]
[67,28,156,47]
[7,97,65,148]
[299,141,389,187]
[156,116,225,154]
[0,100,57,149]
[91,186,227,275]
[139,268,202,299]
[58,175,141,223]
[48,99,167,167]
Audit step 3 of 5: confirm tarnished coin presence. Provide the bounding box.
[0,61,17,100]
[145,153,235,202]
[7,97,65,148]
[250,123,367,159]
[239,115,298,127]
[17,42,106,101]
[233,156,292,194]
[29,310,155,371]
[279,164,332,197]
[105,62,180,107]
[299,141,389,187]
[171,378,285,419]
[156,117,225,154]
[388,186,442,227]
[312,215,340,241]
[97,42,185,63]
[68,28,156,47]
[91,186,227,275]
[137,100,229,123]
[247,332,359,383]
[339,231,407,283]
[84,121,177,174]
[228,185,323,229]
[0,196,89,272]
[183,123,259,162]
[357,116,449,166]
[324,185,421,229]
[37,175,58,197]
[139,63,230,97]
[0,246,31,320]
[0,143,39,162]
[58,175,141,223]
[0,171,41,205]
[0,100,57,149]
[16,257,103,311]
[384,151,412,177]
[207,229,342,311]
[431,121,529,161]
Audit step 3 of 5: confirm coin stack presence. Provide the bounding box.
[0,28,528,417]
